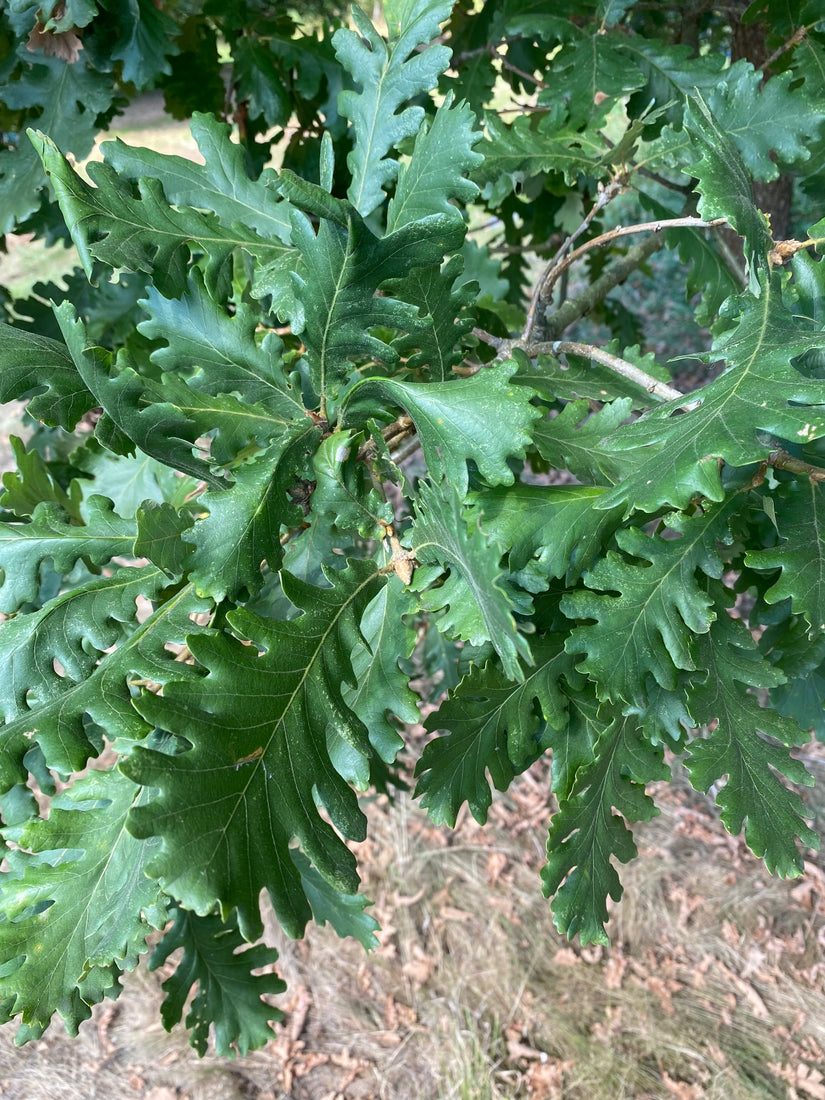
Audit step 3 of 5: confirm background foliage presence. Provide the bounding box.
[1,0,825,1058]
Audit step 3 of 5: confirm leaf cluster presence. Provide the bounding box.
[0,0,824,1056]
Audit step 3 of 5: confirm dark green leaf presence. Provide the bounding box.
[0,322,94,430]
[0,579,212,788]
[149,905,285,1058]
[187,423,321,602]
[416,638,582,825]
[599,276,825,514]
[685,589,819,875]
[541,709,669,945]
[352,361,540,496]
[746,480,825,637]
[409,480,532,681]
[124,560,386,941]
[0,769,166,1039]
[334,0,453,216]
[471,483,624,589]
[0,494,134,613]
[562,499,739,704]
[103,112,294,244]
[290,849,379,949]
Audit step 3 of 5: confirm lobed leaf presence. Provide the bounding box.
[30,131,288,297]
[334,0,453,217]
[342,577,420,777]
[705,61,824,181]
[137,271,305,416]
[0,323,94,430]
[388,255,478,382]
[56,303,226,489]
[598,275,825,514]
[0,579,212,788]
[562,499,739,704]
[287,205,465,406]
[745,480,825,637]
[0,495,134,614]
[0,55,112,232]
[149,906,285,1058]
[471,483,624,589]
[409,480,533,681]
[352,360,540,496]
[416,637,583,826]
[0,769,166,1039]
[386,94,483,232]
[103,111,294,243]
[685,589,819,876]
[186,423,321,602]
[541,709,669,945]
[124,560,386,941]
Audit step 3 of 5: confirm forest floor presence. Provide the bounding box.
[1,97,824,1100]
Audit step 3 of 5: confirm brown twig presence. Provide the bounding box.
[759,23,810,72]
[768,449,825,482]
[499,54,547,88]
[541,233,667,340]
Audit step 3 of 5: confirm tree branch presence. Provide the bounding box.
[759,23,811,72]
[537,341,684,403]
[524,178,625,343]
[768,449,825,483]
[525,213,729,345]
[541,233,666,340]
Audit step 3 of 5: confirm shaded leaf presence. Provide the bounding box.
[187,423,321,602]
[416,638,582,825]
[0,322,94,430]
[746,480,825,637]
[149,905,285,1058]
[0,580,212,788]
[541,709,669,945]
[471,483,624,589]
[287,205,464,405]
[562,499,738,704]
[685,587,819,875]
[137,271,304,416]
[409,480,532,681]
[124,561,386,941]
[56,303,225,489]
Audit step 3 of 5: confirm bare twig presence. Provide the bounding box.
[524,178,625,343]
[540,215,729,306]
[473,326,503,350]
[759,23,811,72]
[499,54,547,88]
[541,233,667,340]
[768,449,825,482]
[489,233,562,256]
[538,340,684,403]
